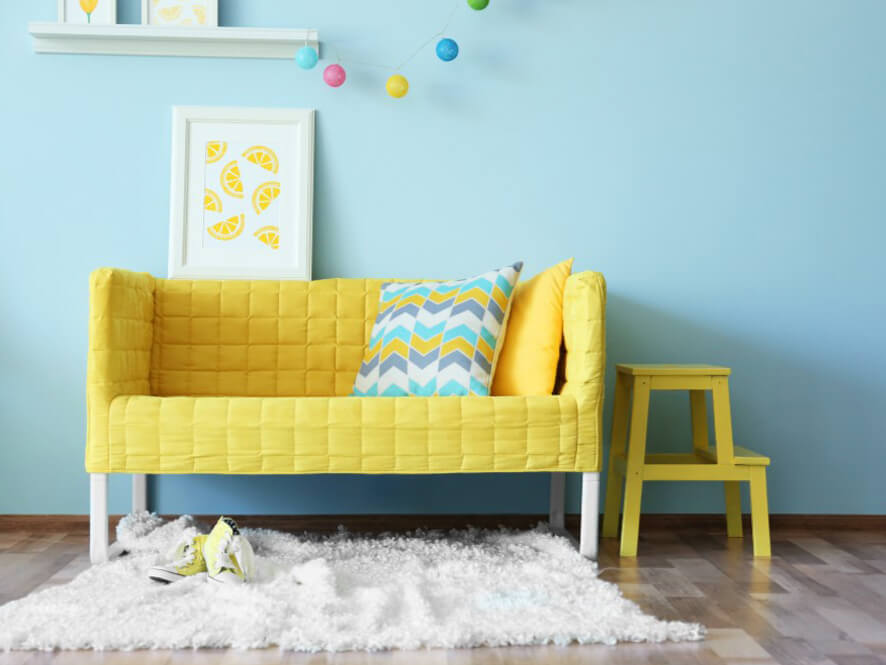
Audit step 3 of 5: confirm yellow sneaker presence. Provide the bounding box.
[148,533,207,583]
[203,517,255,584]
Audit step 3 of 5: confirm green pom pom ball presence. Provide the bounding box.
[467,0,489,9]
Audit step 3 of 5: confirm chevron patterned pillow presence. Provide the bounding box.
[352,262,524,397]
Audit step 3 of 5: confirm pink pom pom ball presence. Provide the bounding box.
[323,64,346,87]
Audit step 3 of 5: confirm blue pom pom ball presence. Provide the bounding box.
[295,46,319,70]
[436,38,459,62]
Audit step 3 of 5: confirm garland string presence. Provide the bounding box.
[330,0,461,73]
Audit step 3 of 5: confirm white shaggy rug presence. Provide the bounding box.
[0,513,704,652]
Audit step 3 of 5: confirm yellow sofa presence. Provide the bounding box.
[86,267,606,562]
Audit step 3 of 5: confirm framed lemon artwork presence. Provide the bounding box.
[169,107,315,280]
[141,0,217,27]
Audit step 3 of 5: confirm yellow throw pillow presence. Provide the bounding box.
[491,258,573,396]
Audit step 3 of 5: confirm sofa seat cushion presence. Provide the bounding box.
[103,394,583,474]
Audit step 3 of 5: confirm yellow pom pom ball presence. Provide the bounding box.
[386,74,409,98]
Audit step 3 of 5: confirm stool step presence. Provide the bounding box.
[643,464,753,481]
[616,363,731,376]
[697,446,770,466]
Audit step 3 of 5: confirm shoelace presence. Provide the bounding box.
[167,535,198,569]
[214,533,242,575]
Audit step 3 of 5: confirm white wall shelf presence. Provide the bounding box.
[28,23,319,60]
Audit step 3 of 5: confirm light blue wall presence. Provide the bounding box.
[1,1,884,516]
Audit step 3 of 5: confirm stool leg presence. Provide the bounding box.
[724,481,743,538]
[711,377,736,462]
[689,390,709,455]
[749,467,771,557]
[619,377,651,557]
[602,373,631,538]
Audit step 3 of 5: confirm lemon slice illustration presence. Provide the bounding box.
[252,181,281,215]
[207,214,245,241]
[206,141,227,164]
[204,188,222,213]
[220,160,244,198]
[158,5,182,22]
[254,225,280,250]
[242,145,279,174]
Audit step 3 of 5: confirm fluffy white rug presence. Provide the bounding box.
[0,514,704,652]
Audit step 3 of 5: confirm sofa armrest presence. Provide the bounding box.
[86,268,155,472]
[560,270,606,471]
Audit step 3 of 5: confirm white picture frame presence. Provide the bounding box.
[141,0,218,27]
[58,0,116,25]
[168,106,315,280]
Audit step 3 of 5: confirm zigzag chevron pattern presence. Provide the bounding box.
[352,262,523,397]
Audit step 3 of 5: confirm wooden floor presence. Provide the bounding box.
[1,524,886,664]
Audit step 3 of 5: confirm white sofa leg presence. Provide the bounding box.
[90,473,109,564]
[580,472,600,559]
[549,472,566,529]
[132,474,147,513]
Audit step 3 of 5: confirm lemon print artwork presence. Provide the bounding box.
[220,161,244,198]
[243,146,279,174]
[204,188,222,213]
[252,182,281,215]
[158,5,182,22]
[206,141,227,164]
[150,0,213,25]
[207,214,245,241]
[202,138,284,254]
[254,226,280,250]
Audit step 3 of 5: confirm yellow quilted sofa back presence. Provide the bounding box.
[152,278,386,397]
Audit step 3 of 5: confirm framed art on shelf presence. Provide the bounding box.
[168,106,315,280]
[59,0,116,25]
[142,0,218,27]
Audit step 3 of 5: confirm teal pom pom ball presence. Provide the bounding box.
[295,46,318,70]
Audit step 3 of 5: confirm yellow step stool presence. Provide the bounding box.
[602,364,771,557]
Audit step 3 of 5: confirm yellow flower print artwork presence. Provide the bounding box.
[80,0,98,23]
[61,0,113,25]
[149,0,216,26]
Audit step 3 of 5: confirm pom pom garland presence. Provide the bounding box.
[298,0,489,96]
